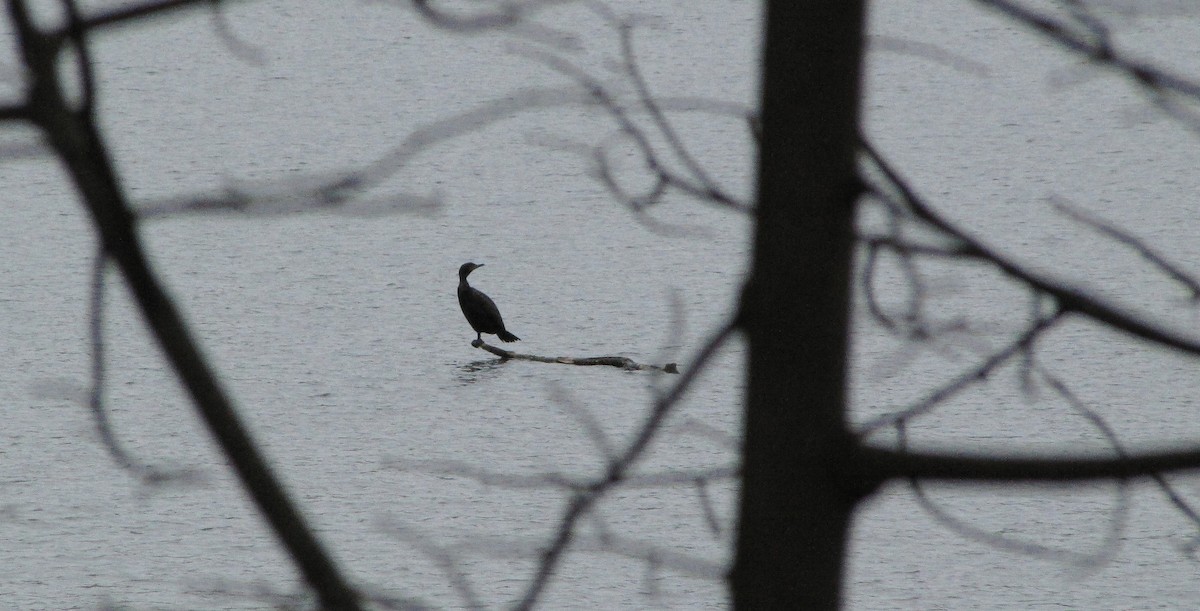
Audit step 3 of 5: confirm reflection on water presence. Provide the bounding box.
[455,357,510,384]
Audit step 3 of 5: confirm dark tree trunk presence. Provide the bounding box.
[733,2,868,609]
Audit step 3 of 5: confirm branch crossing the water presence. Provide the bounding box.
[471,339,679,373]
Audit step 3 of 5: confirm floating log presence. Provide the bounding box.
[471,339,679,373]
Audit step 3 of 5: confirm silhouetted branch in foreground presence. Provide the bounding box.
[854,135,1200,529]
[976,0,1200,132]
[1049,196,1200,301]
[412,0,572,38]
[856,310,1063,436]
[470,339,679,372]
[908,472,1127,567]
[897,415,1129,570]
[133,85,593,219]
[1040,367,1200,539]
[507,6,754,216]
[510,317,737,609]
[384,441,736,606]
[389,457,736,491]
[862,139,1200,359]
[373,518,484,610]
[6,1,363,607]
[87,251,202,486]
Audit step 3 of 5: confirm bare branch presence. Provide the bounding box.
[77,0,230,31]
[388,457,736,491]
[388,457,581,489]
[1038,365,1200,535]
[909,476,1126,567]
[470,338,679,372]
[861,138,1200,360]
[1050,196,1200,300]
[858,442,1200,483]
[673,418,739,451]
[135,173,442,218]
[208,1,266,65]
[533,131,732,237]
[860,234,929,337]
[435,527,726,583]
[902,388,1127,566]
[7,0,363,605]
[412,0,566,31]
[594,532,727,582]
[974,0,1200,100]
[513,316,738,609]
[137,86,587,218]
[512,43,752,214]
[869,34,991,76]
[375,518,483,610]
[613,16,740,209]
[895,367,1136,568]
[86,250,202,485]
[549,382,618,462]
[408,2,758,222]
[695,477,723,536]
[856,310,1063,435]
[859,235,977,259]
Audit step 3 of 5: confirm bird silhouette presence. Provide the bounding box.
[457,262,520,343]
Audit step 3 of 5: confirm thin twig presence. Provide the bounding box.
[614,17,739,208]
[375,519,483,610]
[856,311,1063,435]
[1040,367,1200,537]
[513,42,752,213]
[549,381,618,462]
[77,0,225,31]
[862,138,1200,360]
[1050,196,1200,300]
[513,317,737,610]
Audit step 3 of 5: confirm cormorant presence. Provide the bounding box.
[457,262,520,343]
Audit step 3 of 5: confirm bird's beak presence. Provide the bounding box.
[476,263,485,268]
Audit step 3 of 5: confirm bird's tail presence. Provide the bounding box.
[498,330,520,342]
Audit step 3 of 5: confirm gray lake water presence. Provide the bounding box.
[2,1,1200,609]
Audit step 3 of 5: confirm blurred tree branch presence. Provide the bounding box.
[5,0,363,607]
[8,0,1200,608]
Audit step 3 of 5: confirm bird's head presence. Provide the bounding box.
[459,262,484,279]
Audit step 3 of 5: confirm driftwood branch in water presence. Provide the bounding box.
[471,339,679,373]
